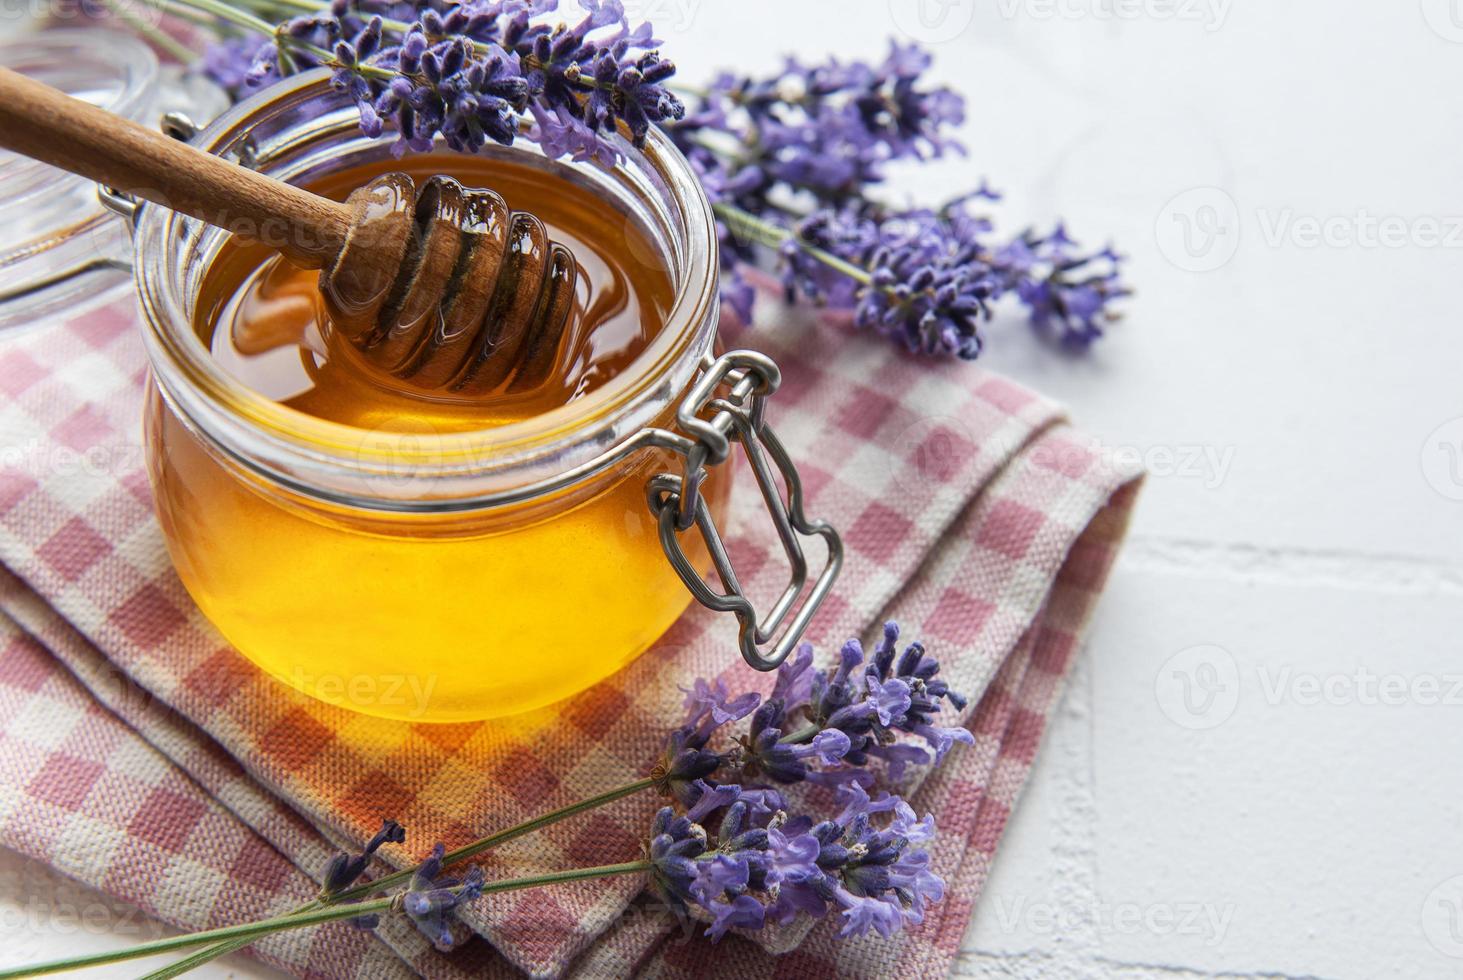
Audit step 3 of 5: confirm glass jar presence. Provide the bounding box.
[129,71,841,723]
[0,30,158,330]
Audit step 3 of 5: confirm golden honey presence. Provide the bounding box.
[144,151,726,722]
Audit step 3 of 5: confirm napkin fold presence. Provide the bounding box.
[0,297,1141,979]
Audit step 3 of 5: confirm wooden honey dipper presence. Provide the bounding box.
[0,66,578,395]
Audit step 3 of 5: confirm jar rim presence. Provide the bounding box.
[135,71,720,508]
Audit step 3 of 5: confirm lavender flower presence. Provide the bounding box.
[652,678,758,805]
[197,8,1127,361]
[995,226,1130,350]
[199,36,272,98]
[403,843,487,951]
[321,818,406,896]
[642,624,966,942]
[671,42,964,210]
[205,0,684,163]
[649,798,777,941]
[664,44,1127,358]
[740,696,863,788]
[777,786,944,938]
[648,786,942,941]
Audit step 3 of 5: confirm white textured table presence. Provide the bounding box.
[7,3,1463,977]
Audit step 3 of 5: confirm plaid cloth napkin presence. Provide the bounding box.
[0,293,1141,979]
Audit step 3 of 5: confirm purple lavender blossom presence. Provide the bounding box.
[663,44,1126,358]
[995,226,1130,350]
[779,205,999,359]
[645,624,964,942]
[682,677,761,733]
[671,42,964,209]
[794,622,973,781]
[318,817,407,929]
[199,36,272,98]
[403,843,487,951]
[764,792,945,938]
[653,676,760,805]
[205,0,682,163]
[321,818,406,896]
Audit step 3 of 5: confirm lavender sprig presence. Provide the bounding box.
[24,623,968,977]
[645,621,969,941]
[192,3,1127,361]
[669,45,1128,356]
[201,0,683,162]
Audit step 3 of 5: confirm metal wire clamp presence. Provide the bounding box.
[646,350,843,671]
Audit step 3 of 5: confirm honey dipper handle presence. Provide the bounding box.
[0,66,351,269]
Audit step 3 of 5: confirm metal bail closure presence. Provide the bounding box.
[647,350,844,671]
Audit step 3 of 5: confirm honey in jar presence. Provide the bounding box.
[144,146,728,723]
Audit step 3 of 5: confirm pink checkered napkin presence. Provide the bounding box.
[0,295,1141,979]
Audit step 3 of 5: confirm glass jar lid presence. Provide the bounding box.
[0,30,160,329]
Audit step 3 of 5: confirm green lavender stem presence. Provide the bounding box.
[0,862,650,979]
[99,0,198,62]
[714,202,876,286]
[137,776,657,979]
[139,0,397,81]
